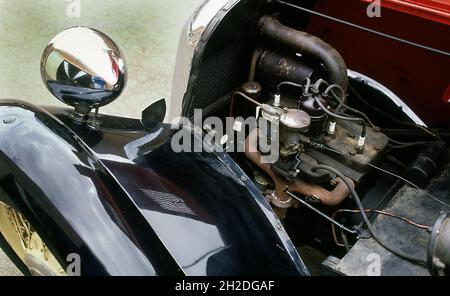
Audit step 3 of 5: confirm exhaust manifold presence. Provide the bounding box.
[245,129,354,211]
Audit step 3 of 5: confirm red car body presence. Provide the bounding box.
[305,0,450,126]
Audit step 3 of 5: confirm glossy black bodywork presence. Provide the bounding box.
[0,100,309,276]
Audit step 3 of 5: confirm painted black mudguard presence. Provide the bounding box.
[0,100,309,276]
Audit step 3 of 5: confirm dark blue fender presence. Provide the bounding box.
[0,99,309,276]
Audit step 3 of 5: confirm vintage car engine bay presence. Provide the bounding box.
[185,6,450,276]
[1,0,449,277]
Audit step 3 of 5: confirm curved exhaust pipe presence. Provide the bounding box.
[245,129,354,210]
[258,15,349,90]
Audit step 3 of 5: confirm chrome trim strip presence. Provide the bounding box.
[168,0,240,122]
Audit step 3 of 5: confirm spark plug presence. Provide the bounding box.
[273,93,281,107]
[327,120,337,136]
[356,135,366,154]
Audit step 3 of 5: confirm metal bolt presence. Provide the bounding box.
[276,223,283,230]
[241,176,247,181]
[349,149,357,156]
[2,116,16,124]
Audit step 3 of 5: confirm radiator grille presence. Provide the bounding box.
[188,44,245,116]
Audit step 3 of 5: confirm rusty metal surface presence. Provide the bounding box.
[325,120,389,171]
[245,129,354,212]
[306,119,389,182]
